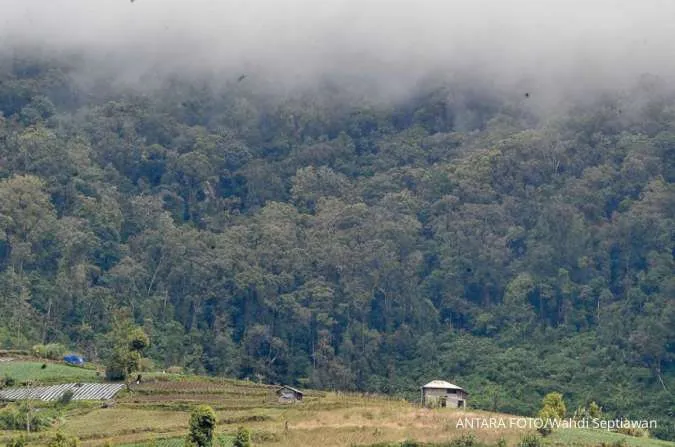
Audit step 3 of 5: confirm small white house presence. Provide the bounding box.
[277,385,304,404]
[421,380,468,408]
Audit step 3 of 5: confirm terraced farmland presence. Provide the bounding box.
[1,372,673,447]
[121,377,319,410]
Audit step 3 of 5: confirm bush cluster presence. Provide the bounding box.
[0,404,53,431]
[32,344,66,360]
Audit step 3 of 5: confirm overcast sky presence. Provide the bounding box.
[1,0,674,95]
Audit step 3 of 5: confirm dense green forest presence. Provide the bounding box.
[0,55,673,439]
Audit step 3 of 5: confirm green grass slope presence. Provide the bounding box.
[0,361,99,385]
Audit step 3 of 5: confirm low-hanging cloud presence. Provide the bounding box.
[2,0,675,98]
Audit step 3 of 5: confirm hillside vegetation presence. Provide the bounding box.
[0,55,672,440]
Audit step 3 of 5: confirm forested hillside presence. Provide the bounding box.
[0,56,673,439]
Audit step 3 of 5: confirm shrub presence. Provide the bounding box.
[588,401,602,419]
[518,433,542,447]
[0,407,21,430]
[3,376,16,387]
[138,357,155,372]
[0,404,53,431]
[537,407,557,436]
[57,389,75,406]
[6,436,26,447]
[250,430,280,443]
[537,392,566,436]
[32,344,47,358]
[598,440,627,447]
[652,419,675,441]
[46,344,66,359]
[47,432,80,447]
[105,361,127,381]
[615,426,649,438]
[451,433,477,447]
[187,405,217,447]
[233,426,252,447]
[33,344,66,360]
[497,437,507,447]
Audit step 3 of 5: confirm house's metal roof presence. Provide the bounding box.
[0,383,124,402]
[277,385,303,395]
[422,380,465,391]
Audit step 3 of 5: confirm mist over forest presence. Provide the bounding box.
[5,0,675,95]
[0,0,673,442]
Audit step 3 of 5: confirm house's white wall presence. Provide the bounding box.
[278,391,297,404]
[277,389,303,404]
[423,388,467,408]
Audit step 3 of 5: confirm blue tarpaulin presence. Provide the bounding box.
[63,354,85,366]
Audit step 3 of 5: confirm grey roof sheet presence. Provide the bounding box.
[0,383,124,401]
[422,380,465,391]
[277,385,303,394]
